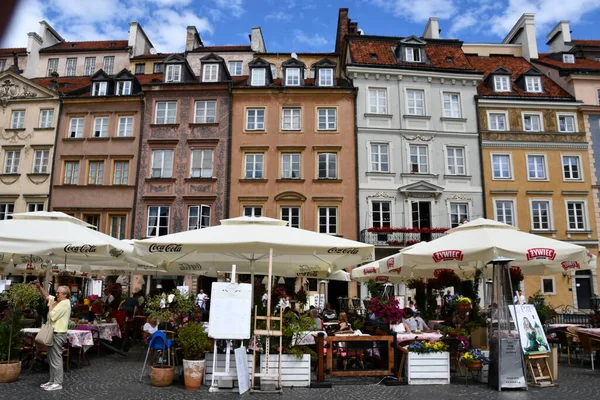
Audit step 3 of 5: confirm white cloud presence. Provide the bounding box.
[215,0,245,18]
[371,0,456,23]
[293,29,328,48]
[150,0,192,6]
[265,11,293,21]
[448,12,478,37]
[1,0,47,47]
[146,8,213,52]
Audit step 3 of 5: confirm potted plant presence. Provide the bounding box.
[406,340,450,385]
[178,322,210,390]
[452,296,472,313]
[460,348,490,371]
[0,283,40,383]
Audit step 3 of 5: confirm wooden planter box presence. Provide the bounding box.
[260,354,311,387]
[407,352,450,385]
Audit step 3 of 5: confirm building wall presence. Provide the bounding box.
[37,51,130,78]
[186,52,255,78]
[258,54,340,79]
[0,54,28,74]
[571,77,600,106]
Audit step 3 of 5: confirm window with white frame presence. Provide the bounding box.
[4,150,20,173]
[407,89,425,115]
[489,112,507,131]
[443,93,461,118]
[541,277,555,295]
[153,62,164,73]
[65,57,77,76]
[404,47,421,62]
[319,68,333,86]
[281,206,300,228]
[47,58,58,76]
[246,108,265,130]
[117,116,133,137]
[84,215,99,229]
[317,108,336,130]
[450,203,469,228]
[84,57,96,76]
[113,160,129,185]
[190,149,213,178]
[28,203,44,212]
[525,76,542,92]
[243,206,262,217]
[524,113,541,132]
[135,63,145,74]
[88,161,104,185]
[109,215,126,239]
[370,143,390,172]
[562,54,575,63]
[33,149,49,173]
[155,101,177,124]
[92,81,107,96]
[103,56,115,75]
[93,117,108,137]
[281,153,300,179]
[165,64,182,82]
[202,64,219,82]
[194,100,216,124]
[527,155,547,180]
[318,153,338,179]
[270,64,277,78]
[446,146,465,175]
[11,110,24,129]
[368,88,387,114]
[147,206,170,237]
[0,59,5,72]
[566,201,586,231]
[285,68,300,86]
[151,150,173,178]
[64,161,79,184]
[492,154,511,179]
[495,200,515,226]
[117,81,132,95]
[0,204,14,220]
[281,108,301,130]
[531,200,551,230]
[228,61,242,76]
[318,206,337,234]
[251,68,266,86]
[597,89,600,105]
[558,114,576,132]
[69,117,84,138]
[39,109,54,128]
[188,205,211,230]
[371,201,391,228]
[245,153,264,179]
[562,155,582,180]
[409,144,428,173]
[494,75,510,92]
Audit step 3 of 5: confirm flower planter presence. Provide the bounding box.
[183,359,205,391]
[407,352,450,385]
[0,361,21,383]
[466,361,482,371]
[259,354,311,387]
[203,352,253,387]
[151,364,174,387]
[474,350,490,383]
[456,304,471,314]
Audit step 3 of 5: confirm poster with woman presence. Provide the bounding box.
[509,304,550,355]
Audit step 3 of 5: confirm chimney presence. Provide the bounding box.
[186,26,203,52]
[547,21,572,53]
[502,14,538,60]
[48,77,58,93]
[423,17,440,40]
[335,8,350,55]
[250,27,266,53]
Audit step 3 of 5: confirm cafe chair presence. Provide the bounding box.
[28,341,70,374]
[439,338,464,377]
[139,331,176,382]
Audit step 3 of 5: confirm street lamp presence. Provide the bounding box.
[590,295,600,311]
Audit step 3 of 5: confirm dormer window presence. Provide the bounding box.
[203,64,219,82]
[563,54,575,63]
[92,82,107,96]
[286,68,300,86]
[318,68,333,86]
[165,64,181,82]
[404,47,421,62]
[494,75,510,92]
[117,81,132,95]
[525,76,542,93]
[251,68,265,86]
[270,64,277,79]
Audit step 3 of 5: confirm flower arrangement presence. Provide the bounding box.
[294,288,308,307]
[407,340,449,354]
[366,296,404,323]
[510,266,524,284]
[177,322,210,360]
[274,285,287,299]
[442,327,469,351]
[460,348,490,365]
[0,283,40,362]
[407,278,426,290]
[451,296,472,306]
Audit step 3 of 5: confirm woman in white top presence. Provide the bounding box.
[143,316,158,343]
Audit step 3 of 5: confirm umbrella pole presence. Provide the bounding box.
[250,260,255,307]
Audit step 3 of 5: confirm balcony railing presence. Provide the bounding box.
[360,227,449,246]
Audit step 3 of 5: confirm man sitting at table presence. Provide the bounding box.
[309,308,323,330]
[322,303,338,322]
[402,308,425,334]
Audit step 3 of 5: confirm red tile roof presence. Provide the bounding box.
[0,47,27,55]
[572,40,600,47]
[466,55,572,98]
[191,45,252,52]
[136,73,164,84]
[131,53,177,60]
[536,53,600,72]
[33,77,91,95]
[40,40,129,53]
[233,76,352,88]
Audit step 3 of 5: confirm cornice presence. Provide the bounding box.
[482,141,589,150]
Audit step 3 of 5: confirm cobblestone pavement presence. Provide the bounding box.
[4,345,600,400]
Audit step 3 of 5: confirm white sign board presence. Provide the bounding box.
[208,282,252,340]
[176,285,189,297]
[508,304,550,355]
[235,346,250,394]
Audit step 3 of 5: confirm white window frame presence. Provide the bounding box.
[251,68,266,86]
[27,203,44,212]
[84,57,96,76]
[561,154,583,181]
[526,153,548,181]
[165,64,182,82]
[155,101,177,124]
[103,56,115,75]
[493,198,517,227]
[63,161,79,184]
[47,58,58,76]
[318,68,333,86]
[11,110,25,129]
[117,116,133,137]
[529,198,553,231]
[188,205,211,230]
[525,76,542,93]
[109,215,127,239]
[487,111,509,131]
[39,109,54,128]
[246,108,265,130]
[270,64,277,79]
[557,113,577,132]
[92,81,107,96]
[285,68,301,86]
[371,200,392,228]
[565,199,588,231]
[69,117,84,138]
[404,47,421,62]
[490,153,513,180]
[317,152,338,179]
[442,92,461,118]
[409,144,429,174]
[317,108,336,130]
[562,54,575,63]
[33,149,49,174]
[194,100,217,124]
[117,81,132,95]
[0,59,5,72]
[244,153,264,179]
[368,88,387,114]
[228,61,242,76]
[190,149,214,178]
[202,64,219,82]
[318,206,338,235]
[4,150,20,173]
[406,89,425,116]
[87,160,104,185]
[147,206,170,237]
[151,149,174,178]
[280,206,301,228]
[281,108,301,131]
[135,63,145,74]
[281,153,301,179]
[369,142,390,173]
[522,112,543,132]
[93,116,109,138]
[449,202,469,228]
[540,276,556,295]
[0,203,14,220]
[113,160,129,185]
[243,206,263,217]
[494,75,510,92]
[65,57,77,76]
[445,145,466,175]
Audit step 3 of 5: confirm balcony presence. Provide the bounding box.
[360,227,449,247]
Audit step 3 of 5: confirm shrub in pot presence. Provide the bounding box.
[177,322,210,390]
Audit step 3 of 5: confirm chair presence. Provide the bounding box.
[27,341,70,374]
[139,331,176,382]
[439,338,464,377]
[574,330,600,370]
[395,339,416,383]
[552,328,579,364]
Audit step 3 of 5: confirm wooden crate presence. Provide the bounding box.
[259,354,311,387]
[407,352,450,385]
[203,352,253,387]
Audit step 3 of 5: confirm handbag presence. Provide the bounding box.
[35,322,54,346]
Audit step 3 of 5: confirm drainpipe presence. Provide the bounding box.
[352,86,360,241]
[225,82,233,219]
[47,97,63,210]
[475,97,487,218]
[131,94,145,239]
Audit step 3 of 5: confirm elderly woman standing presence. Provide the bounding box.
[33,281,72,391]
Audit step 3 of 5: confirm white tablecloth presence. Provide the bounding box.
[293,331,327,346]
[90,323,121,341]
[396,332,443,343]
[549,324,584,329]
[23,328,95,352]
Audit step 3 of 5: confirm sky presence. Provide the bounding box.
[2,0,600,53]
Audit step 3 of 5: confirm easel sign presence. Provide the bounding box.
[508,305,550,355]
[208,281,252,340]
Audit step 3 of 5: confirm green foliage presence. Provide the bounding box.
[294,288,308,307]
[1,283,40,310]
[0,283,41,361]
[366,279,385,298]
[177,322,210,360]
[281,313,317,359]
[144,290,195,323]
[530,291,555,327]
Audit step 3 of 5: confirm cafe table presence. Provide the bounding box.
[89,322,121,341]
[22,327,95,352]
[396,331,443,343]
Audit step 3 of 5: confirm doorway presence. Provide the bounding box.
[328,280,349,313]
[411,201,431,241]
[575,271,592,309]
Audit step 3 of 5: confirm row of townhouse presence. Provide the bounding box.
[1,9,600,309]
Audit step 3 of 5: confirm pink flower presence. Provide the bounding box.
[183,317,188,322]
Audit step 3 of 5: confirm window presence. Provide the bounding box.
[370,143,390,172]
[527,155,547,180]
[92,81,107,96]
[228,61,242,76]
[88,161,104,185]
[33,149,49,173]
[245,153,264,179]
[103,56,115,75]
[443,93,461,118]
[562,54,575,63]
[251,68,266,86]
[562,155,582,180]
[281,207,300,228]
[243,206,262,217]
[597,89,600,105]
[317,108,336,130]
[270,64,277,78]
[28,203,44,212]
[93,117,108,137]
[0,204,14,220]
[151,150,173,178]
[135,63,145,74]
[117,116,133,137]
[194,100,217,124]
[65,58,77,76]
[450,203,469,228]
[525,76,542,92]
[409,145,428,173]
[407,89,425,115]
[558,114,576,132]
[117,81,132,95]
[4,150,20,173]
[318,207,337,234]
[84,215,99,229]
[0,59,5,71]
[64,161,79,184]
[155,101,177,124]
[541,277,555,295]
[113,161,129,185]
[69,117,84,138]
[494,75,510,92]
[281,108,301,130]
[566,201,586,231]
[524,113,541,131]
[47,58,58,76]
[368,88,387,114]
[84,57,96,76]
[285,68,300,86]
[109,215,126,239]
[153,62,163,73]
[188,205,211,230]
[492,154,511,179]
[11,110,25,129]
[246,108,265,130]
[372,201,391,228]
[190,149,213,178]
[147,206,170,237]
[318,153,338,179]
[531,200,551,230]
[165,64,182,82]
[495,200,515,226]
[404,47,421,62]
[203,64,219,82]
[39,109,54,128]
[489,112,507,131]
[446,146,465,175]
[281,153,300,179]
[318,68,333,86]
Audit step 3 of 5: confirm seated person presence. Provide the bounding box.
[322,303,338,322]
[143,316,159,343]
[452,310,469,330]
[390,318,407,333]
[309,308,323,330]
[402,308,425,334]
[335,312,351,332]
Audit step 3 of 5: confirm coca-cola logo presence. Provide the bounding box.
[148,243,183,253]
[64,244,97,253]
[561,261,580,271]
[110,248,124,258]
[298,264,321,272]
[432,250,463,263]
[179,263,202,271]
[327,247,359,255]
[375,276,389,283]
[296,271,319,278]
[386,257,395,271]
[363,266,377,275]
[20,255,44,263]
[526,248,556,261]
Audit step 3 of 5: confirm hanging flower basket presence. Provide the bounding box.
[466,361,483,371]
